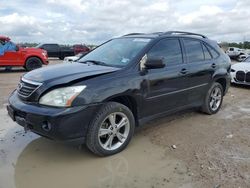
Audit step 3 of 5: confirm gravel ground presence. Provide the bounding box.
[0,59,249,188]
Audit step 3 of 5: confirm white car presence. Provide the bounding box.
[238,54,249,62]
[63,52,86,63]
[231,56,250,85]
[226,47,243,57]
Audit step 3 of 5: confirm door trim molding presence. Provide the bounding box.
[147,83,208,100]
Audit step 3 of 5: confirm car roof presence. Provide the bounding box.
[121,31,220,48]
[0,35,10,41]
[122,31,208,40]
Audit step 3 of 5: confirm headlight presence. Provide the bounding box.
[39,86,86,107]
[42,51,47,58]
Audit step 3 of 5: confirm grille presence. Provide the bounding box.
[236,71,245,82]
[246,72,250,82]
[17,78,41,98]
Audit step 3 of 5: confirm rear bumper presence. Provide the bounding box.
[7,91,101,144]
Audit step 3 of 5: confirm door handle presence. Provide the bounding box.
[211,63,216,68]
[180,68,188,74]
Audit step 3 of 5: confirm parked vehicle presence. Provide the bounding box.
[36,43,75,60]
[63,52,89,63]
[36,43,90,60]
[73,44,90,55]
[237,54,249,62]
[0,36,48,71]
[231,56,250,85]
[7,31,231,156]
[226,47,246,61]
[36,44,75,60]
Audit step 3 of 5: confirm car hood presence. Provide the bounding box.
[232,62,250,71]
[23,63,120,84]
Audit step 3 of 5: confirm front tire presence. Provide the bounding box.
[86,102,135,156]
[25,57,42,71]
[201,82,224,115]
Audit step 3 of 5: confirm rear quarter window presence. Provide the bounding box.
[205,44,219,58]
[202,43,212,60]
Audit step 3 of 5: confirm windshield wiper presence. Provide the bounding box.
[79,60,108,66]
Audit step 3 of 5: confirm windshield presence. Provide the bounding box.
[78,38,151,67]
[243,56,250,62]
[35,44,43,48]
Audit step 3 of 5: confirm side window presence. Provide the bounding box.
[202,43,212,60]
[147,38,183,65]
[205,44,219,58]
[43,45,51,50]
[183,39,204,63]
[43,44,57,51]
[51,44,59,49]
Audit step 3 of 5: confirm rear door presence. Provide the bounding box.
[182,38,218,105]
[141,38,190,117]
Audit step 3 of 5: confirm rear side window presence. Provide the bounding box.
[43,44,58,50]
[43,45,52,50]
[147,38,183,65]
[183,39,204,63]
[205,44,219,58]
[202,44,212,60]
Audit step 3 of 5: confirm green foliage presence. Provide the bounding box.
[17,43,39,47]
[17,42,96,49]
[220,41,250,49]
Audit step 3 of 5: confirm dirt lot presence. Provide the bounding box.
[0,59,249,188]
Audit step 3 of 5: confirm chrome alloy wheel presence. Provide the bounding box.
[98,112,130,151]
[209,86,222,111]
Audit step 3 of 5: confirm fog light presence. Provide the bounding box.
[42,121,52,132]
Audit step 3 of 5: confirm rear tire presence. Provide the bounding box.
[86,102,135,156]
[25,57,42,71]
[201,82,224,115]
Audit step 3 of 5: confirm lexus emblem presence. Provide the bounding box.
[18,82,23,90]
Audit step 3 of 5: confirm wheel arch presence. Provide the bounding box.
[25,56,44,65]
[106,95,139,126]
[214,77,227,95]
[212,66,230,95]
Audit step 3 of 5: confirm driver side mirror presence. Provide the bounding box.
[144,58,165,69]
[15,45,19,51]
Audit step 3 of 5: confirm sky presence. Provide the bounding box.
[0,0,250,45]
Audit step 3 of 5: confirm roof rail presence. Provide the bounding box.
[150,32,164,34]
[123,33,145,36]
[162,31,208,38]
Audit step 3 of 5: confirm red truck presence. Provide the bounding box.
[0,36,49,71]
[73,44,90,55]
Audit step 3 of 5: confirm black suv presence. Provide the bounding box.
[7,31,231,156]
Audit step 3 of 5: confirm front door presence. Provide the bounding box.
[0,50,21,66]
